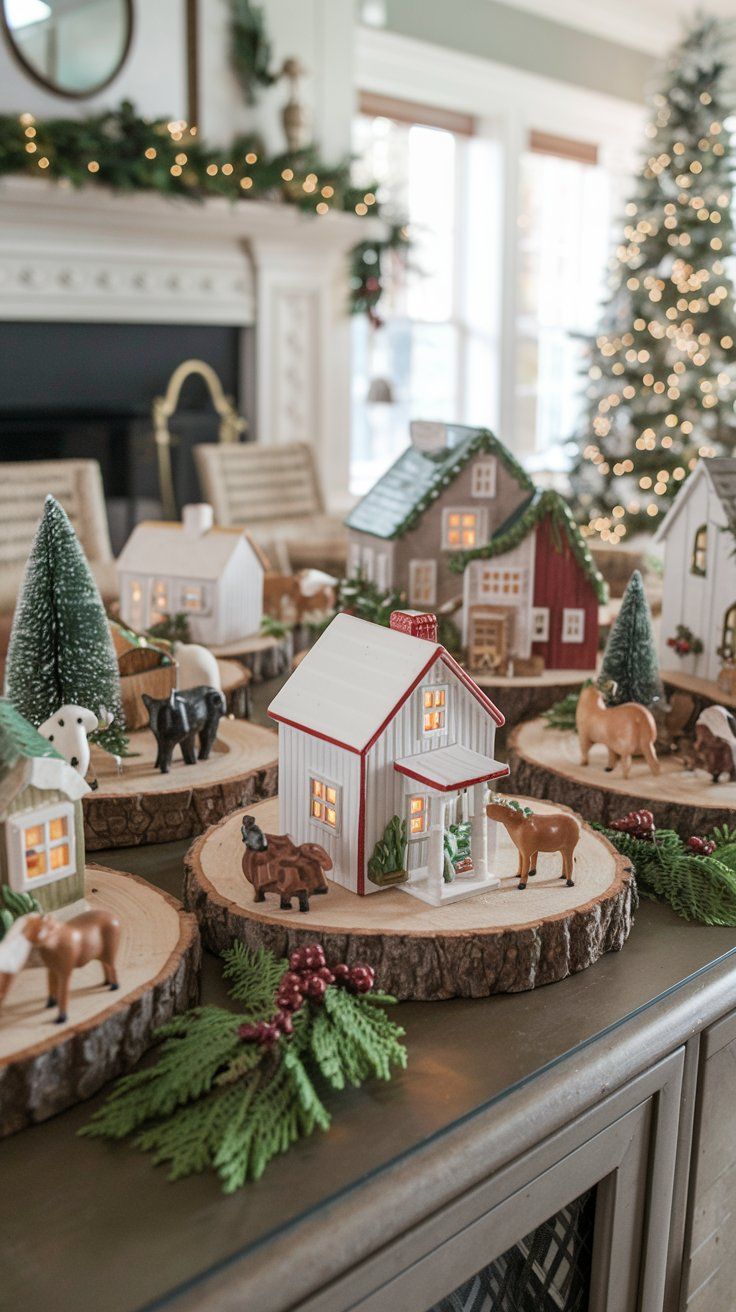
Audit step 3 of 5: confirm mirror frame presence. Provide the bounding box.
[1,0,134,99]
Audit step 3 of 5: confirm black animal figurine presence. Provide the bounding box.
[142,685,226,774]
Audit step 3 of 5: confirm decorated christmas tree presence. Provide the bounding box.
[5,496,127,756]
[599,571,662,707]
[571,17,736,543]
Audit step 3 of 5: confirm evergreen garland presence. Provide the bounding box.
[5,496,127,756]
[599,570,662,707]
[0,101,408,318]
[601,822,736,926]
[230,0,276,104]
[81,942,406,1191]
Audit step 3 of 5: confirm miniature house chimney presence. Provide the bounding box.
[409,420,448,453]
[390,610,438,642]
[181,503,214,536]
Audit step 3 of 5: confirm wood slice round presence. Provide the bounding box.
[84,719,278,850]
[217,657,252,719]
[508,718,736,834]
[0,866,200,1136]
[209,632,293,682]
[474,668,593,737]
[183,796,634,1002]
[662,667,736,714]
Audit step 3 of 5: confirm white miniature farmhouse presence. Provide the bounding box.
[268,609,510,906]
[655,457,736,682]
[117,504,266,646]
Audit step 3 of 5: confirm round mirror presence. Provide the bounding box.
[2,0,133,98]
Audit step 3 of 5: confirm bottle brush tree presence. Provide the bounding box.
[599,570,662,708]
[5,495,127,755]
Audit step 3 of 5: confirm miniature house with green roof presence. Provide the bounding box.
[0,699,89,913]
[346,422,605,673]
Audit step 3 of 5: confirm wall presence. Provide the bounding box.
[378,0,657,104]
[0,0,355,159]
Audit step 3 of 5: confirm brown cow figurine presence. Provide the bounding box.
[576,683,659,779]
[241,815,332,912]
[0,908,121,1024]
[486,801,580,889]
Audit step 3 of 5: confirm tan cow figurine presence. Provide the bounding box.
[241,815,332,912]
[576,683,659,779]
[486,801,580,889]
[0,909,120,1024]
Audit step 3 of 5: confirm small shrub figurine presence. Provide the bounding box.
[486,800,580,889]
[576,683,659,779]
[241,815,331,912]
[367,816,408,887]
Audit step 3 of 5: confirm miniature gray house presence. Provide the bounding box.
[117,503,267,646]
[655,457,736,682]
[268,609,510,906]
[0,699,89,914]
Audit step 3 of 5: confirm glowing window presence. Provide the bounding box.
[471,458,497,498]
[443,509,480,549]
[691,524,707,577]
[422,686,447,734]
[152,580,169,612]
[409,560,437,607]
[15,806,75,888]
[480,567,523,597]
[181,584,204,612]
[408,795,429,837]
[309,777,340,832]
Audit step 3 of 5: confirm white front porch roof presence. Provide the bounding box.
[394,745,509,793]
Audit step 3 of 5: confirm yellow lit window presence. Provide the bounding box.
[691,524,707,577]
[25,848,47,879]
[24,824,43,848]
[422,686,447,733]
[49,816,67,842]
[130,581,142,603]
[409,795,428,836]
[50,844,70,870]
[309,777,340,831]
[17,805,75,887]
[152,580,169,611]
[444,510,480,548]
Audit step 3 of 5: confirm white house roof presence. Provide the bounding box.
[655,458,736,542]
[268,613,503,753]
[394,745,509,792]
[117,521,266,581]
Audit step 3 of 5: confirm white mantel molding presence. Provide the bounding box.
[0,178,380,505]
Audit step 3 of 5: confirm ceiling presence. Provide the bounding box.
[500,0,736,55]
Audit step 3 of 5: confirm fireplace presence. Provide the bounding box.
[0,320,252,552]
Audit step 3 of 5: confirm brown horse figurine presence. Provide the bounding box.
[486,802,580,889]
[241,815,332,912]
[0,909,120,1024]
[576,683,658,779]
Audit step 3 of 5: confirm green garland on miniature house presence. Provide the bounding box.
[447,489,608,604]
[389,431,535,541]
[0,102,408,317]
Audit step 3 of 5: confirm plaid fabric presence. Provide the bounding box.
[429,1189,595,1312]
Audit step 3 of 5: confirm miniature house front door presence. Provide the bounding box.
[406,794,430,873]
[469,608,511,673]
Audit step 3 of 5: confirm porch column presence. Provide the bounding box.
[471,783,489,879]
[428,794,446,899]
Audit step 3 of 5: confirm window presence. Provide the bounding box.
[531,607,550,641]
[562,608,585,643]
[422,686,447,734]
[443,509,482,549]
[471,458,497,498]
[408,795,429,836]
[8,803,76,892]
[309,777,340,832]
[691,525,708,577]
[409,559,437,607]
[722,604,736,660]
[181,583,205,612]
[152,580,169,613]
[480,566,523,598]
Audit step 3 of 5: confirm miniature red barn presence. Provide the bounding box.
[268,611,510,905]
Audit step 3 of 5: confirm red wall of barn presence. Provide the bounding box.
[531,518,599,669]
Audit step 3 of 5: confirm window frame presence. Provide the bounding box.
[179,581,210,615]
[442,507,486,551]
[561,608,586,644]
[721,603,736,660]
[531,606,550,641]
[421,684,448,736]
[308,775,341,835]
[471,458,498,499]
[7,801,76,893]
[691,525,708,578]
[409,559,437,608]
[407,793,430,838]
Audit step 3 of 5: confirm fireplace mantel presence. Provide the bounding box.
[0,178,380,504]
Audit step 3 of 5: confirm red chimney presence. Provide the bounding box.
[389,610,438,642]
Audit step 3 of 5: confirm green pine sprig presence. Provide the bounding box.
[81,944,406,1191]
[600,823,736,926]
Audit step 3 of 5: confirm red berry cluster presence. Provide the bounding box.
[610,809,656,841]
[238,944,375,1049]
[688,835,716,856]
[667,636,693,656]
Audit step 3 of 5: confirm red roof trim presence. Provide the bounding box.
[268,711,361,756]
[440,653,505,726]
[394,761,510,793]
[357,752,367,895]
[362,646,442,755]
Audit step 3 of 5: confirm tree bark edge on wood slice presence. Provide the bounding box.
[183,802,635,1002]
[506,723,735,835]
[0,867,201,1137]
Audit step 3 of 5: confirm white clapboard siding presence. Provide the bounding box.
[211,542,264,644]
[364,657,497,891]
[659,473,733,682]
[278,725,361,891]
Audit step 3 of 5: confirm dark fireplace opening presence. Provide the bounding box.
[0,321,252,553]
